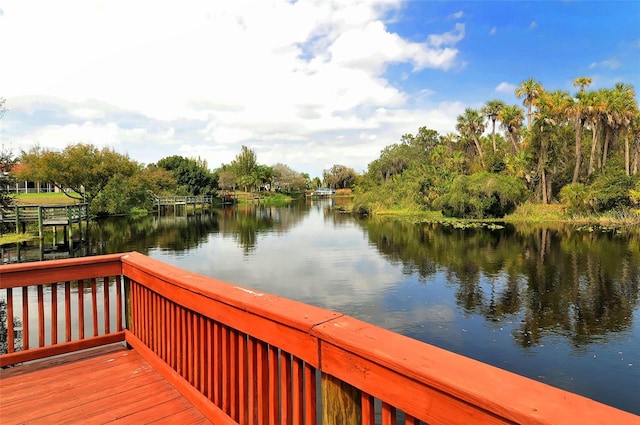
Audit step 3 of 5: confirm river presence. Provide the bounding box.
[3,198,639,414]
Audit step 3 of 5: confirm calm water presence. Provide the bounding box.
[3,198,640,414]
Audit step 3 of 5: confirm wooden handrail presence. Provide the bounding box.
[1,253,638,424]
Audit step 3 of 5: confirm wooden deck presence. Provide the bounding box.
[0,344,212,425]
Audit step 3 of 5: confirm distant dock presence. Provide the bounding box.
[0,203,89,240]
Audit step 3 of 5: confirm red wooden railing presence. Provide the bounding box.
[0,253,125,367]
[1,252,638,425]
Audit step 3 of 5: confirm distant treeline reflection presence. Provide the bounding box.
[361,219,640,347]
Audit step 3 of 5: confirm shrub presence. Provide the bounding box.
[433,172,527,219]
[559,183,588,214]
[587,168,635,213]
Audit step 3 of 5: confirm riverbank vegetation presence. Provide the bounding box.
[353,78,640,224]
[2,77,638,225]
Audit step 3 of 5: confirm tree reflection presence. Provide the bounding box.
[361,218,640,347]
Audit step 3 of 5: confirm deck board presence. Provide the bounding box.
[0,344,214,425]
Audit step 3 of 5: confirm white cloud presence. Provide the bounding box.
[495,82,517,94]
[528,21,538,30]
[589,59,621,70]
[0,0,466,177]
[449,11,464,20]
[489,27,497,36]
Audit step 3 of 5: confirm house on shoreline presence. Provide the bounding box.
[1,163,57,194]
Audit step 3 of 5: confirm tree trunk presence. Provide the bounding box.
[491,119,497,153]
[588,122,600,175]
[624,132,630,176]
[472,136,485,167]
[602,128,612,169]
[541,167,548,204]
[572,119,584,183]
[509,131,519,154]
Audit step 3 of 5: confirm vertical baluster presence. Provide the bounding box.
[205,319,213,399]
[256,340,269,424]
[169,302,176,370]
[304,362,316,425]
[22,286,29,350]
[213,321,222,407]
[78,280,85,339]
[91,278,98,337]
[164,297,170,363]
[7,288,14,353]
[115,275,122,332]
[103,277,110,334]
[362,394,375,425]
[221,325,230,414]
[292,358,303,423]
[143,286,150,345]
[237,331,247,424]
[268,345,279,425]
[180,306,188,378]
[37,284,44,347]
[381,402,397,425]
[153,292,159,355]
[65,282,71,342]
[191,311,198,388]
[187,310,194,385]
[198,315,206,396]
[280,351,292,425]
[51,282,58,345]
[247,337,256,424]
[229,328,238,421]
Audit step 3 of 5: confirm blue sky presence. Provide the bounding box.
[1,1,638,178]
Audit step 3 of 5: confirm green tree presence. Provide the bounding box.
[0,99,15,212]
[456,108,486,168]
[515,78,544,128]
[433,172,527,219]
[569,77,592,183]
[498,105,525,154]
[531,90,573,203]
[156,155,216,195]
[230,146,258,192]
[482,100,506,153]
[272,163,306,192]
[18,143,139,205]
[323,164,357,189]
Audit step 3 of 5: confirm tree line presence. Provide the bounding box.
[354,77,640,218]
[1,136,356,217]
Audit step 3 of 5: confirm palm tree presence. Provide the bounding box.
[604,83,636,171]
[568,77,593,182]
[515,78,544,128]
[573,77,592,93]
[456,108,486,168]
[532,90,572,203]
[586,89,607,175]
[498,104,524,154]
[482,100,506,153]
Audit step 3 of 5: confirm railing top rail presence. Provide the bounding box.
[0,253,124,289]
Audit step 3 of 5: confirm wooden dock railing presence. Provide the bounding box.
[1,253,638,424]
[0,203,89,238]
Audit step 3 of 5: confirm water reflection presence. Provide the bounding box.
[360,219,640,347]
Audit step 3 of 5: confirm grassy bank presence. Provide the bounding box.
[11,192,81,205]
[350,201,640,227]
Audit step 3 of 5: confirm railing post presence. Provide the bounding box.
[38,206,44,239]
[14,205,20,233]
[124,276,132,334]
[321,373,361,425]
